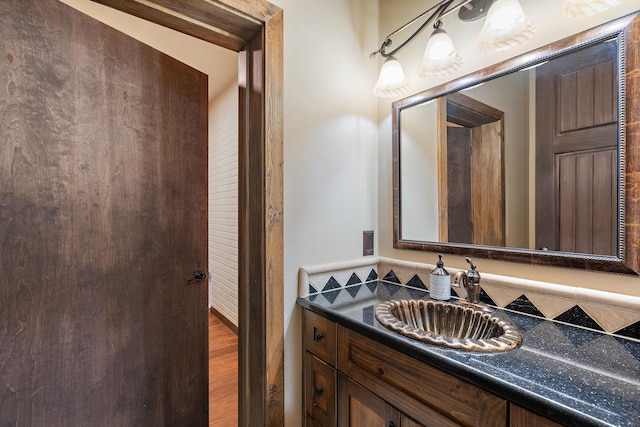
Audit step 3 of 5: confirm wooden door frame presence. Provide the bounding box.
[437,92,504,244]
[90,1,284,425]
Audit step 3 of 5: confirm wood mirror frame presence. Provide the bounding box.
[392,12,640,275]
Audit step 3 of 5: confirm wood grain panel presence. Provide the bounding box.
[238,7,285,426]
[447,127,472,244]
[472,120,505,247]
[304,309,338,366]
[91,0,259,51]
[509,404,562,427]
[83,0,285,425]
[0,0,208,425]
[338,373,398,427]
[337,327,506,427]
[305,354,336,426]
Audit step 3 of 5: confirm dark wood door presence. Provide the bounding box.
[447,126,473,244]
[535,40,618,254]
[0,1,208,425]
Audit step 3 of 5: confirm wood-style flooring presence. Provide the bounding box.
[209,312,238,426]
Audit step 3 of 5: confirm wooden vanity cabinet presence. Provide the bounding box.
[303,308,563,427]
[509,404,563,427]
[303,310,338,426]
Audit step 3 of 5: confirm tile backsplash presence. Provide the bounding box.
[299,257,640,342]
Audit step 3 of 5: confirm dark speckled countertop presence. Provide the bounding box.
[297,281,640,427]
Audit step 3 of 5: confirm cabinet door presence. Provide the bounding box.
[338,373,399,427]
[400,414,426,427]
[510,404,562,427]
[306,353,337,427]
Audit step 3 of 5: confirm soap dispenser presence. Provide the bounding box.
[429,254,451,301]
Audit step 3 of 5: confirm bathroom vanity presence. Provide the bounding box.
[298,282,640,427]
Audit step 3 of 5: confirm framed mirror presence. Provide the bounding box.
[393,12,640,275]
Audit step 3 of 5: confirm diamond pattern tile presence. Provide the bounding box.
[308,284,318,295]
[321,277,342,304]
[580,302,639,334]
[450,286,461,298]
[382,270,401,284]
[346,284,361,298]
[346,272,362,286]
[382,282,402,297]
[481,284,522,308]
[615,320,640,341]
[406,274,427,290]
[479,288,497,306]
[505,295,545,318]
[366,281,378,293]
[525,292,575,319]
[408,287,428,299]
[366,269,378,282]
[554,305,604,331]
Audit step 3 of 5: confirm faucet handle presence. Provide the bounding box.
[465,257,480,284]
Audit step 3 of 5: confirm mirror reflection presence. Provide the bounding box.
[398,37,620,257]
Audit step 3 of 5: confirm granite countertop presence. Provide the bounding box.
[297,281,640,427]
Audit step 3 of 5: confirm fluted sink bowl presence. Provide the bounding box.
[375,300,522,352]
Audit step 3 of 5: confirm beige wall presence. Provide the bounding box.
[378,0,640,297]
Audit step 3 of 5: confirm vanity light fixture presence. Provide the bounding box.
[476,0,535,53]
[373,56,411,97]
[417,21,463,78]
[562,0,628,18]
[371,0,535,97]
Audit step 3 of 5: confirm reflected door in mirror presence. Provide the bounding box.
[535,40,618,255]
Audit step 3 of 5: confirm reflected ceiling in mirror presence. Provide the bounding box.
[392,12,640,275]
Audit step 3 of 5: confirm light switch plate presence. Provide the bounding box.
[363,230,374,256]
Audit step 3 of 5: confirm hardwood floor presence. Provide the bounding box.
[209,312,238,426]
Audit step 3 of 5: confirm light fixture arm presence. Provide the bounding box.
[371,0,474,59]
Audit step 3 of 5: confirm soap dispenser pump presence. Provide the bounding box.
[430,253,451,301]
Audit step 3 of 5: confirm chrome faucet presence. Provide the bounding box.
[453,258,493,312]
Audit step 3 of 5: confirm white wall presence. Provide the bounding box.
[208,82,239,325]
[378,0,640,297]
[266,1,380,424]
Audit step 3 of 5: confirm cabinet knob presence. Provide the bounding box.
[313,333,324,342]
[314,388,324,398]
[389,422,396,427]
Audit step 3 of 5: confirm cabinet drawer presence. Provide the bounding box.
[305,353,336,427]
[304,309,337,366]
[338,326,507,427]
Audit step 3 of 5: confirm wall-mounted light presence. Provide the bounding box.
[372,0,536,97]
[476,0,535,53]
[373,56,410,97]
[562,0,628,18]
[417,21,463,78]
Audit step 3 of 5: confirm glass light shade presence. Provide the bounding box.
[562,0,627,18]
[417,28,463,78]
[477,0,535,53]
[373,56,410,97]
